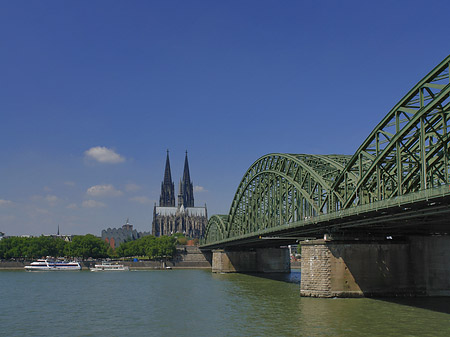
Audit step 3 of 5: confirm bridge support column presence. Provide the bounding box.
[212,248,290,273]
[300,236,450,297]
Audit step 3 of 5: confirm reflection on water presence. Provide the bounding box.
[0,269,448,337]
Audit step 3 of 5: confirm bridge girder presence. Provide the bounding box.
[334,56,450,208]
[203,55,450,247]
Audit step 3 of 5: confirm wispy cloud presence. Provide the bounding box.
[64,181,76,187]
[66,203,78,209]
[194,185,207,193]
[0,199,13,206]
[86,184,122,197]
[82,200,107,208]
[84,146,125,164]
[130,196,152,205]
[31,195,60,206]
[35,207,51,215]
[125,183,141,192]
[45,195,59,206]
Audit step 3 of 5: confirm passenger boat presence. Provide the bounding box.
[24,259,82,271]
[90,261,129,271]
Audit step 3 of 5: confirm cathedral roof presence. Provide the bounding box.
[155,207,178,216]
[155,206,207,217]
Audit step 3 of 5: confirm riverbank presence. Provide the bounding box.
[0,246,212,270]
[0,246,302,270]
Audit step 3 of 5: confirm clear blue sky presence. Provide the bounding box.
[1,0,449,236]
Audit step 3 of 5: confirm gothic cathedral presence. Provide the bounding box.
[152,151,208,238]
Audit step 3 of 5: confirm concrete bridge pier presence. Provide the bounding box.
[300,235,450,297]
[212,247,290,273]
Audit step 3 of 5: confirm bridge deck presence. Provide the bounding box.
[201,185,450,249]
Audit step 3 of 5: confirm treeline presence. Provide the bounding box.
[114,235,176,259]
[0,234,177,260]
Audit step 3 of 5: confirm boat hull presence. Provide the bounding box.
[24,260,82,271]
[90,263,129,271]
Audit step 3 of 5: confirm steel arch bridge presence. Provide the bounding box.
[202,55,450,249]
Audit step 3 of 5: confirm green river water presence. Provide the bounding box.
[0,269,448,336]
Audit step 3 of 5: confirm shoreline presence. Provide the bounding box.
[0,260,301,271]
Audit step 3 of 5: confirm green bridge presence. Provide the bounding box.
[200,55,450,298]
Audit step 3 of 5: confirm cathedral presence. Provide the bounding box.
[152,151,207,239]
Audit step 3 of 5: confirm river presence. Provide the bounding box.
[0,269,448,336]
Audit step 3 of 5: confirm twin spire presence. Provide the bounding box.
[159,150,194,208]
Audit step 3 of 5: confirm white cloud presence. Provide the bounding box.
[66,203,78,209]
[84,146,125,164]
[82,200,107,208]
[64,181,76,187]
[125,183,141,192]
[194,185,207,193]
[0,199,13,206]
[35,208,51,215]
[45,195,59,206]
[86,184,122,197]
[30,195,60,206]
[130,196,152,205]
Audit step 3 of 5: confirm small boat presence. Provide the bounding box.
[90,261,129,272]
[24,259,81,271]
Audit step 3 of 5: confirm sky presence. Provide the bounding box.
[1,0,450,236]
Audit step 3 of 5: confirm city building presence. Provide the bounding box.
[102,219,150,249]
[152,151,207,238]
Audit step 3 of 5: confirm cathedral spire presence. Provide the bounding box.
[178,151,194,207]
[160,150,175,207]
[163,150,173,185]
[182,151,191,184]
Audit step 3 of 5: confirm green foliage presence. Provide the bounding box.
[0,236,67,259]
[64,234,109,259]
[174,233,188,245]
[107,246,117,258]
[155,236,176,259]
[0,234,108,259]
[176,237,188,245]
[116,235,176,260]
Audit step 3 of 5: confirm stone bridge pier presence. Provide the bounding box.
[212,247,290,273]
[300,235,450,297]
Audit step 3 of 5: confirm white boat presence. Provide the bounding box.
[24,259,82,271]
[90,261,129,272]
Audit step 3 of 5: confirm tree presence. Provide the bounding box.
[0,236,67,259]
[115,235,176,260]
[155,236,176,259]
[65,234,108,259]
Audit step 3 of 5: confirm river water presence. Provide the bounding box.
[0,269,449,336]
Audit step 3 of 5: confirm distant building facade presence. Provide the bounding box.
[102,219,150,249]
[152,151,207,238]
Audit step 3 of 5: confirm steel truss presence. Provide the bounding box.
[203,55,450,245]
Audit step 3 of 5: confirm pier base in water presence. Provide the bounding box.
[300,236,450,297]
[212,247,290,273]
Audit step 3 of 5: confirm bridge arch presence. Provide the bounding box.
[332,55,450,208]
[219,153,352,239]
[203,215,228,245]
[204,55,450,245]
